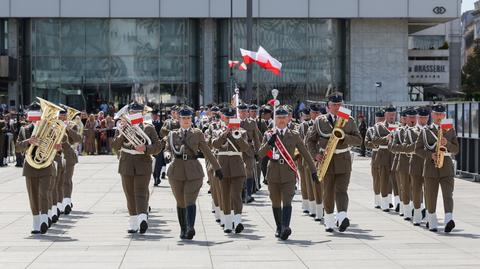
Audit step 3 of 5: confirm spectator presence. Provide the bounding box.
[84,114,97,155]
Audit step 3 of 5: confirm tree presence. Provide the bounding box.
[461,46,480,101]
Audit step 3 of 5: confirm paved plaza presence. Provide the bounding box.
[0,155,479,269]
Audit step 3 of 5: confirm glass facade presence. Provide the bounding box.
[217,19,346,104]
[29,18,199,112]
[27,18,346,111]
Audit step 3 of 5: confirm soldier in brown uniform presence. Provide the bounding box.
[371,106,398,212]
[414,104,458,233]
[59,107,82,215]
[298,108,316,216]
[212,107,251,233]
[165,106,222,240]
[389,108,418,220]
[364,110,385,209]
[404,107,429,225]
[112,102,163,234]
[259,106,317,240]
[306,93,362,232]
[391,110,407,216]
[160,105,180,138]
[16,103,60,234]
[238,103,261,204]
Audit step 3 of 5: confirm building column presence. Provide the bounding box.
[7,19,20,110]
[349,19,409,105]
[202,19,216,105]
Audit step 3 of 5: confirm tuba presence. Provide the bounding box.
[114,105,152,150]
[316,112,349,182]
[25,98,67,169]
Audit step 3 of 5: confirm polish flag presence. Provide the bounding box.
[441,119,454,130]
[228,60,239,68]
[240,48,257,64]
[27,111,42,122]
[238,62,247,71]
[228,118,241,129]
[388,124,398,132]
[337,107,351,120]
[128,113,144,125]
[256,46,282,75]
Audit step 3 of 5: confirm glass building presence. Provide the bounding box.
[23,18,345,111]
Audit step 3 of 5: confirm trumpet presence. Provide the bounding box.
[232,129,246,139]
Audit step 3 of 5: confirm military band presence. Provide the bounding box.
[13,91,460,238]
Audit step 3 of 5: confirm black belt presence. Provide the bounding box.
[174,154,198,160]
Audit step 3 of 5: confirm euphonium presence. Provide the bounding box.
[435,127,446,168]
[316,116,348,181]
[25,97,66,169]
[114,105,152,149]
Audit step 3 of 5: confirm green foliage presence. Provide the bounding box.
[461,46,480,101]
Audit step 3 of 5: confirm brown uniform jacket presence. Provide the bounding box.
[165,128,220,180]
[259,129,316,184]
[62,124,82,167]
[241,118,261,154]
[306,114,362,175]
[388,126,410,173]
[112,124,163,176]
[160,118,180,138]
[365,126,378,167]
[414,125,459,178]
[212,129,251,178]
[371,122,395,168]
[403,125,426,176]
[15,123,56,177]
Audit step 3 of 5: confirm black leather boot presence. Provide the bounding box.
[280,206,292,240]
[272,207,282,238]
[177,207,187,239]
[185,205,196,240]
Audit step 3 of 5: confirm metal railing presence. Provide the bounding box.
[344,102,480,181]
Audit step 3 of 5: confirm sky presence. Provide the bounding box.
[462,0,477,13]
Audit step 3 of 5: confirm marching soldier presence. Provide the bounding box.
[16,102,60,234]
[414,104,458,233]
[372,106,398,212]
[306,92,362,232]
[212,107,251,233]
[160,105,180,138]
[59,107,82,215]
[391,110,407,216]
[404,107,429,225]
[238,103,261,204]
[112,102,163,234]
[298,108,316,216]
[165,106,222,240]
[365,110,385,209]
[258,106,317,240]
[389,108,418,221]
[249,104,263,192]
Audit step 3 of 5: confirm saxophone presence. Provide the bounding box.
[25,98,67,169]
[317,116,349,181]
[434,127,446,168]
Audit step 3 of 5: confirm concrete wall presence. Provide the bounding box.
[349,19,409,105]
[0,0,461,19]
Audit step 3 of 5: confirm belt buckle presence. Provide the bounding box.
[183,154,188,160]
[279,159,284,165]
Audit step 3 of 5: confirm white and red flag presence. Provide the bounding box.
[240,48,257,65]
[228,118,241,129]
[255,46,282,75]
[228,60,239,68]
[238,62,247,71]
[27,111,42,122]
[441,119,454,130]
[128,113,144,125]
[387,124,399,132]
[337,107,351,120]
